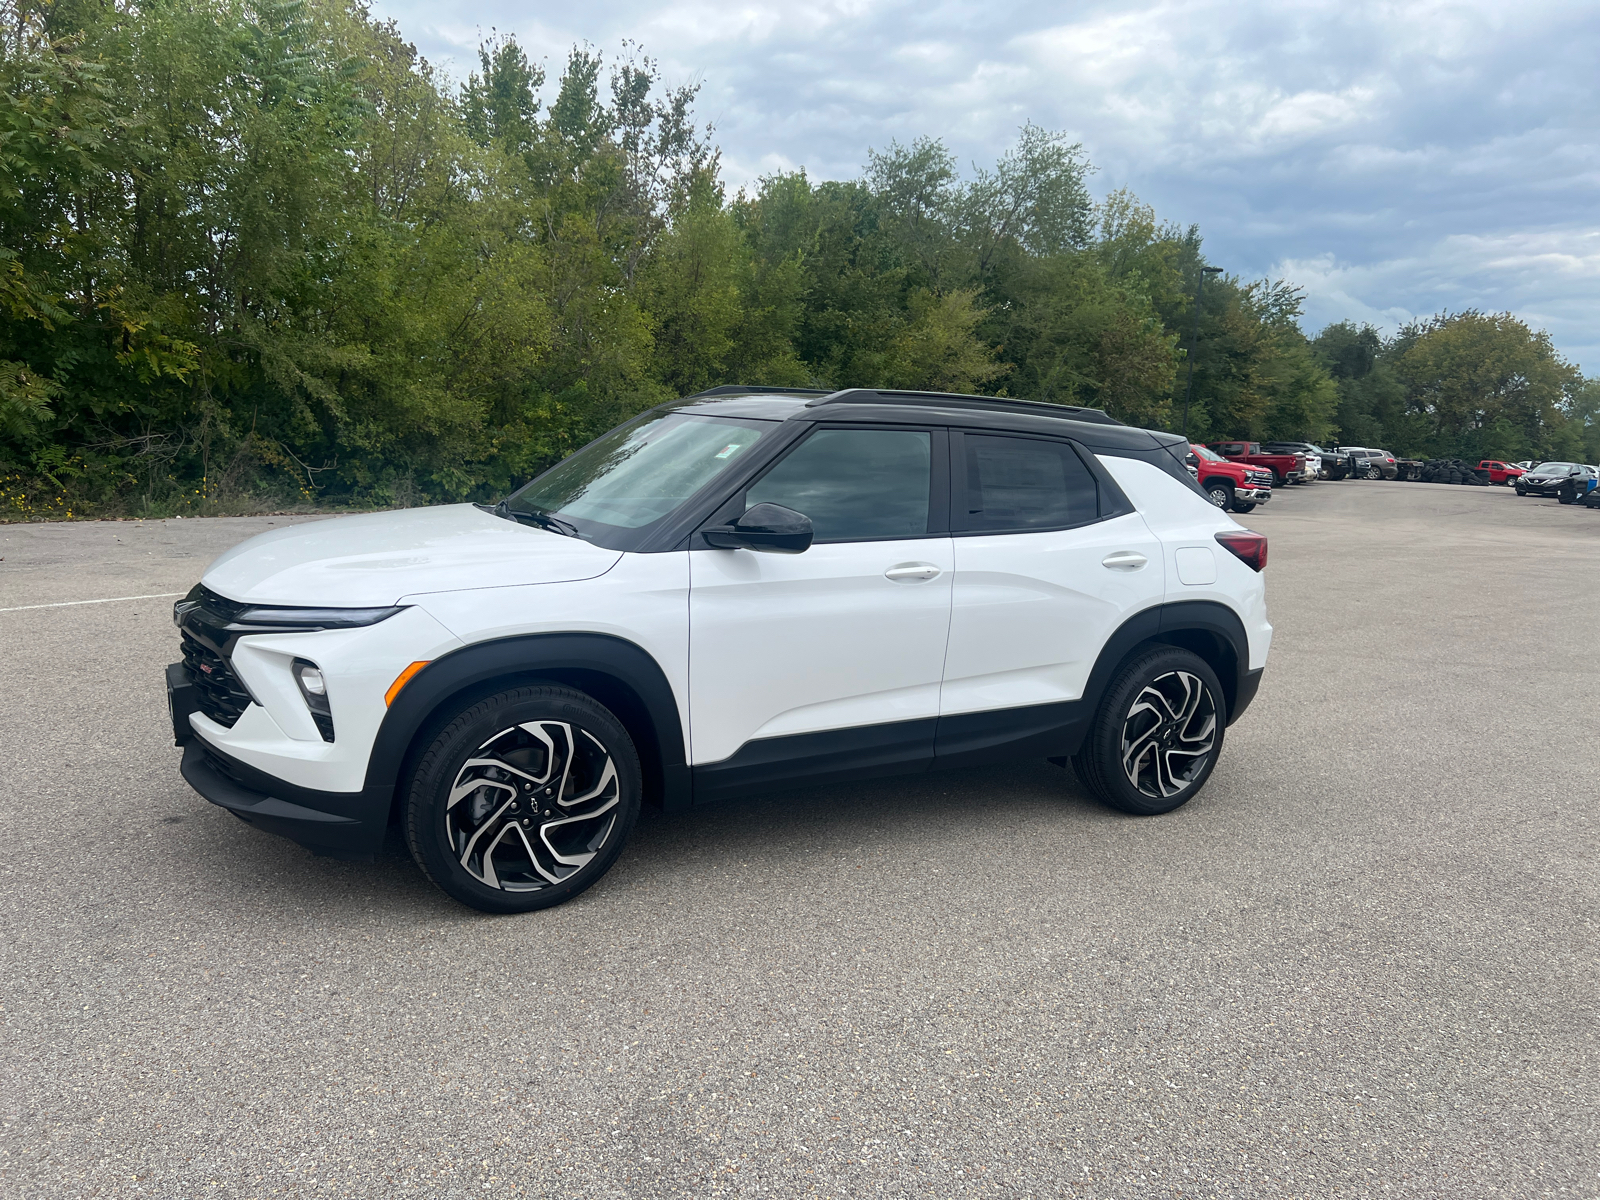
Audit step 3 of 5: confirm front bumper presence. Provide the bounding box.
[1236,487,1272,503]
[178,739,391,860]
[169,662,391,859]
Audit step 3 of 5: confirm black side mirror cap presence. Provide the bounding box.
[702,502,814,554]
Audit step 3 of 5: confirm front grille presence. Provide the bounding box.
[181,633,253,728]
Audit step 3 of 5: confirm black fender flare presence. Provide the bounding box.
[1081,601,1257,726]
[364,632,691,817]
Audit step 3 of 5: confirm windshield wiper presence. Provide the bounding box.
[478,499,581,539]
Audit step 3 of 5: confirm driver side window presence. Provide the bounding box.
[746,428,933,542]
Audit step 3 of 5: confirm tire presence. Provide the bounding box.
[1271,471,1286,488]
[404,685,642,913]
[1205,482,1232,510]
[1072,647,1226,816]
[1515,484,1526,496]
[1558,485,1575,505]
[1232,501,1257,513]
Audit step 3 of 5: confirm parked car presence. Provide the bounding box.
[1478,460,1526,486]
[166,386,1272,913]
[1559,466,1600,504]
[1207,441,1308,486]
[1259,442,1324,482]
[1325,446,1379,479]
[1349,448,1399,479]
[1515,462,1595,499]
[1187,444,1273,513]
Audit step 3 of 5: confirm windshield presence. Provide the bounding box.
[1532,462,1577,474]
[506,412,774,534]
[1191,444,1229,462]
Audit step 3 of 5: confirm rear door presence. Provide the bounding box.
[936,431,1166,764]
[688,425,954,785]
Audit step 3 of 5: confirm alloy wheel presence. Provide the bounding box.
[1120,671,1218,799]
[445,721,620,891]
[1206,486,1229,508]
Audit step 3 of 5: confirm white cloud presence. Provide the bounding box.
[372,0,1600,370]
[1282,228,1600,368]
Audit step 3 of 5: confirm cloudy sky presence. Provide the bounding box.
[371,0,1600,371]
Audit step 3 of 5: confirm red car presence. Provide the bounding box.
[1187,444,1273,513]
[1207,441,1308,486]
[1479,460,1525,486]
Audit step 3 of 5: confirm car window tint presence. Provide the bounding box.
[746,428,931,541]
[960,434,1098,531]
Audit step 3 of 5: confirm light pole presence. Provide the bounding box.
[1182,265,1224,442]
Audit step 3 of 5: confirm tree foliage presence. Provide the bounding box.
[2,0,1585,516]
[1314,313,1590,461]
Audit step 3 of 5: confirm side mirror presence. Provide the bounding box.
[702,502,814,554]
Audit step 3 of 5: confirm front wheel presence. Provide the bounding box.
[1559,485,1576,505]
[404,685,642,913]
[1515,484,1526,496]
[1072,647,1225,816]
[1205,482,1231,510]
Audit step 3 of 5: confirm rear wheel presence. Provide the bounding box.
[404,685,642,913]
[1073,647,1225,816]
[1204,482,1231,510]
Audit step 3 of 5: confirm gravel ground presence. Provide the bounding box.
[1,483,1598,1199]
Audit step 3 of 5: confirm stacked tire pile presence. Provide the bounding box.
[1418,458,1487,485]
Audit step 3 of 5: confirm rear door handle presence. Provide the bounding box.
[884,563,942,582]
[1102,551,1148,571]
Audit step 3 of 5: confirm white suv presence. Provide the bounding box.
[168,387,1272,912]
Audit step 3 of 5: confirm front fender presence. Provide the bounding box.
[364,632,691,818]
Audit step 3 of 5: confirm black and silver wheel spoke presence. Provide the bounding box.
[445,721,620,892]
[1120,671,1217,799]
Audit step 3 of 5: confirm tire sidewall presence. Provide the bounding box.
[1081,647,1227,816]
[405,686,642,913]
[1206,483,1231,509]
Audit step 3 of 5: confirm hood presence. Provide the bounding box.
[202,504,622,607]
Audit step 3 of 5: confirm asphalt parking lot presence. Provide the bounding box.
[2,482,1598,1199]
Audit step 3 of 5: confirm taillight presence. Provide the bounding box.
[1216,530,1267,571]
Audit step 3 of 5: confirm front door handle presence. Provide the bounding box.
[1102,551,1148,571]
[884,563,942,582]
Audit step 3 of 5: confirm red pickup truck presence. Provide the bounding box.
[1207,441,1308,486]
[1478,460,1525,486]
[1187,444,1273,513]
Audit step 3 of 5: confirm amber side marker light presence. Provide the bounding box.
[1216,529,1268,572]
[385,661,431,706]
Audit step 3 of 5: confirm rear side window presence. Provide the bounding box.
[747,428,932,542]
[956,434,1099,532]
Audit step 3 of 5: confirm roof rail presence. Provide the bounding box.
[805,388,1124,427]
[683,384,833,399]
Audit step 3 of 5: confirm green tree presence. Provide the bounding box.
[1390,311,1582,460]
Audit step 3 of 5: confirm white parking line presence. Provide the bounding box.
[0,592,186,613]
